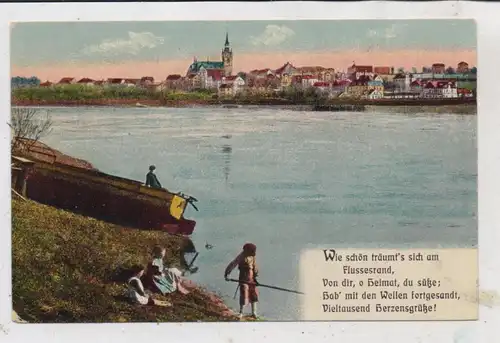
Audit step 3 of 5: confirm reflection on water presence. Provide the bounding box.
[221,144,232,185]
[178,238,199,275]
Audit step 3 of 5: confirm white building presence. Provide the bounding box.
[393,73,412,91]
[422,81,458,98]
[441,83,458,98]
[222,75,245,93]
[301,76,319,88]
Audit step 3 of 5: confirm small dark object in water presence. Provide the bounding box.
[221,134,232,139]
[205,242,213,250]
[313,104,366,112]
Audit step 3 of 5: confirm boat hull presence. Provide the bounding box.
[16,155,197,236]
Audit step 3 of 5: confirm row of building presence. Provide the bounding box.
[41,63,475,100]
[33,33,477,100]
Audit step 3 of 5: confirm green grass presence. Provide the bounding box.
[11,85,217,103]
[12,84,159,101]
[160,90,215,102]
[12,198,237,323]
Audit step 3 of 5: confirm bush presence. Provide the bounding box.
[10,107,53,153]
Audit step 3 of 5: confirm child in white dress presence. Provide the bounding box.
[126,265,171,307]
[147,246,190,295]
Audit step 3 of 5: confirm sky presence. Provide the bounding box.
[10,20,477,81]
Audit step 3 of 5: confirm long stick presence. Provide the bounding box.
[182,252,199,276]
[227,278,304,295]
[233,284,240,299]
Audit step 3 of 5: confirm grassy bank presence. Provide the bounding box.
[13,84,161,102]
[12,197,237,323]
[11,85,477,109]
[12,85,214,103]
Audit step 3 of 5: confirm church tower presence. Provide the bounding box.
[221,32,233,76]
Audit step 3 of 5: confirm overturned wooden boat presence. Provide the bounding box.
[11,140,197,236]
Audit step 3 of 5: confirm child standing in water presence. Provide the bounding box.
[224,243,259,319]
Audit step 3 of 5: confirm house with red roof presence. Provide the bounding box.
[312,81,331,94]
[345,76,372,98]
[274,62,297,77]
[221,75,246,94]
[422,80,457,98]
[247,75,280,94]
[457,61,469,73]
[185,73,201,90]
[207,69,223,81]
[298,66,325,74]
[431,63,446,74]
[249,68,275,79]
[165,74,183,90]
[297,66,335,82]
[140,77,154,86]
[457,88,473,98]
[409,79,428,94]
[205,69,224,89]
[193,66,225,90]
[106,78,125,86]
[325,80,349,98]
[347,64,374,79]
[327,79,350,95]
[40,81,53,87]
[77,78,95,86]
[374,66,394,75]
[392,73,412,91]
[58,77,75,85]
[123,78,140,87]
[301,75,320,88]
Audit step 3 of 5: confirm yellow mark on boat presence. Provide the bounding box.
[170,195,187,220]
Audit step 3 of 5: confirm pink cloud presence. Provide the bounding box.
[12,49,476,82]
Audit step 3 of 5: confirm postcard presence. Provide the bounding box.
[7,17,479,325]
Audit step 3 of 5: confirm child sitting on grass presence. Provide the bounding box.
[145,246,190,295]
[126,264,171,307]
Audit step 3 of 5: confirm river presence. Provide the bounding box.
[38,106,476,321]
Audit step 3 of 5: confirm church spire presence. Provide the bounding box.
[225,32,230,47]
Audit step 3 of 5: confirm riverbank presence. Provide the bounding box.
[12,97,477,114]
[365,103,477,114]
[12,197,238,323]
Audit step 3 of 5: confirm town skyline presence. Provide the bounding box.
[11,20,476,81]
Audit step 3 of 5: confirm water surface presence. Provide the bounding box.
[39,106,477,320]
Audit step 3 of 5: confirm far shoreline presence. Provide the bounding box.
[11,98,478,115]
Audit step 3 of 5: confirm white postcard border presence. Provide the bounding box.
[0,1,498,343]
